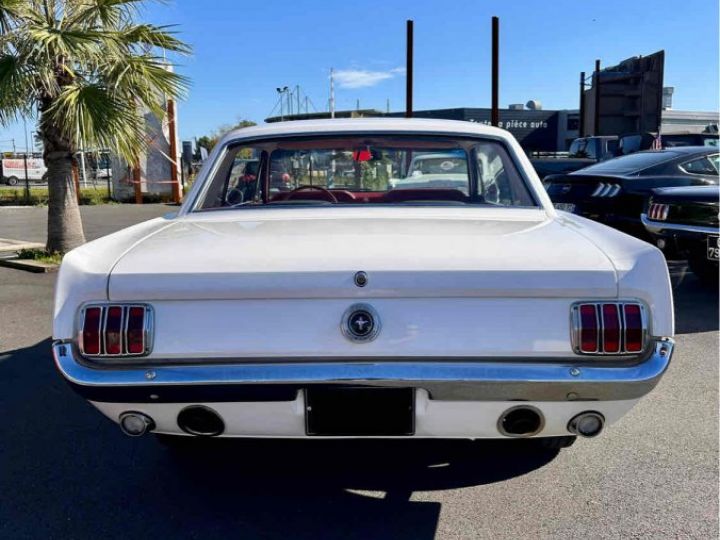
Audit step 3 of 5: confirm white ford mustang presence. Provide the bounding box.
[52,118,674,449]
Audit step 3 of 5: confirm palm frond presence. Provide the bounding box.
[0,0,24,34]
[44,80,145,162]
[117,24,191,55]
[0,53,35,122]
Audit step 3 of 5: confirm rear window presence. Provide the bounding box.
[195,135,537,210]
[577,151,680,175]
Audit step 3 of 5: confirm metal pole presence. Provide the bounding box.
[106,153,111,200]
[405,20,413,118]
[296,85,301,116]
[579,71,586,137]
[594,59,601,135]
[23,117,29,156]
[79,147,87,187]
[330,68,335,119]
[491,16,500,127]
[23,153,29,203]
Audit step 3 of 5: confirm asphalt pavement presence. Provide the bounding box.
[0,205,717,539]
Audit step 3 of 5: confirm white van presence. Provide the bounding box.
[1,157,48,185]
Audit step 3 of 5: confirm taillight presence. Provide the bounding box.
[623,304,643,352]
[648,203,669,221]
[81,307,102,356]
[591,182,621,198]
[601,304,621,353]
[573,302,646,355]
[104,306,123,355]
[126,306,146,354]
[579,304,598,353]
[79,304,152,357]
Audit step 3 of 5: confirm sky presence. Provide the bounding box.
[1,0,718,151]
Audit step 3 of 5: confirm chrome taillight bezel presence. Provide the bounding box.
[570,301,648,356]
[78,303,154,358]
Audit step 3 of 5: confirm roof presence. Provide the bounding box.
[220,117,510,144]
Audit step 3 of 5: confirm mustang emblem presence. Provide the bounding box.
[341,303,380,342]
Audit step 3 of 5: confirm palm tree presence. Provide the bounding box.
[0,0,190,253]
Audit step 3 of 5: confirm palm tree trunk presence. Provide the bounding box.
[42,125,86,253]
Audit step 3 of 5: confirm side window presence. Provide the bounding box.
[569,139,588,157]
[197,146,263,209]
[474,142,535,206]
[680,155,719,176]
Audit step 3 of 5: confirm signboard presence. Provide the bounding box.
[388,108,559,152]
[583,50,665,136]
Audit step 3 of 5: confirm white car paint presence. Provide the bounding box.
[52,118,674,441]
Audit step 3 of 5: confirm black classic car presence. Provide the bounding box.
[642,185,719,285]
[544,147,719,239]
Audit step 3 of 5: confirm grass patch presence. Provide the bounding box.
[0,187,117,206]
[16,248,63,265]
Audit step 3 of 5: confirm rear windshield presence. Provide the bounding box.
[577,151,680,175]
[195,135,537,210]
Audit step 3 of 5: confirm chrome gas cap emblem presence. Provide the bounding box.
[341,303,380,342]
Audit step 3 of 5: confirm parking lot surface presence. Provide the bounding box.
[0,206,717,539]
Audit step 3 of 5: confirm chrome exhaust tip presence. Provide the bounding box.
[568,411,605,438]
[119,411,155,437]
[177,405,225,436]
[498,405,544,437]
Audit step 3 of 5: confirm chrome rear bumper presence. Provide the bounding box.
[53,339,674,403]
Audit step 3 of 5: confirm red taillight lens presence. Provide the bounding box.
[81,307,102,355]
[104,306,123,355]
[579,304,598,353]
[80,304,150,357]
[649,203,669,221]
[624,304,643,352]
[126,306,146,354]
[574,302,645,355]
[601,304,621,353]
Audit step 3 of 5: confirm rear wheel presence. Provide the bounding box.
[6,176,18,186]
[535,436,577,449]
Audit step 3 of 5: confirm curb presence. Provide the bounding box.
[0,258,59,273]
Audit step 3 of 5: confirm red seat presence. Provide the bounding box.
[383,189,468,203]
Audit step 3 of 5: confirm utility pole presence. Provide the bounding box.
[491,16,500,127]
[594,59,601,135]
[405,20,413,118]
[330,68,336,119]
[579,71,586,137]
[23,117,29,155]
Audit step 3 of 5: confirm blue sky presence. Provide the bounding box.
[1,0,718,150]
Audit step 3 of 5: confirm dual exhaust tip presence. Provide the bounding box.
[118,405,225,437]
[497,406,604,438]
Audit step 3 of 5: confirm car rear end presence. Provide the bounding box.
[52,209,675,443]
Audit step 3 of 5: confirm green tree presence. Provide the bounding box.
[0,0,190,253]
[196,119,256,156]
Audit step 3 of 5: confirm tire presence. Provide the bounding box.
[535,436,577,449]
[6,176,18,186]
[688,257,719,288]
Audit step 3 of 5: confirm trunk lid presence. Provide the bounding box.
[108,207,617,301]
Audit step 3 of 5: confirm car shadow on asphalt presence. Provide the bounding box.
[667,260,719,334]
[0,339,559,539]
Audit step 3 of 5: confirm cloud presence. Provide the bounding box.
[333,67,406,89]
